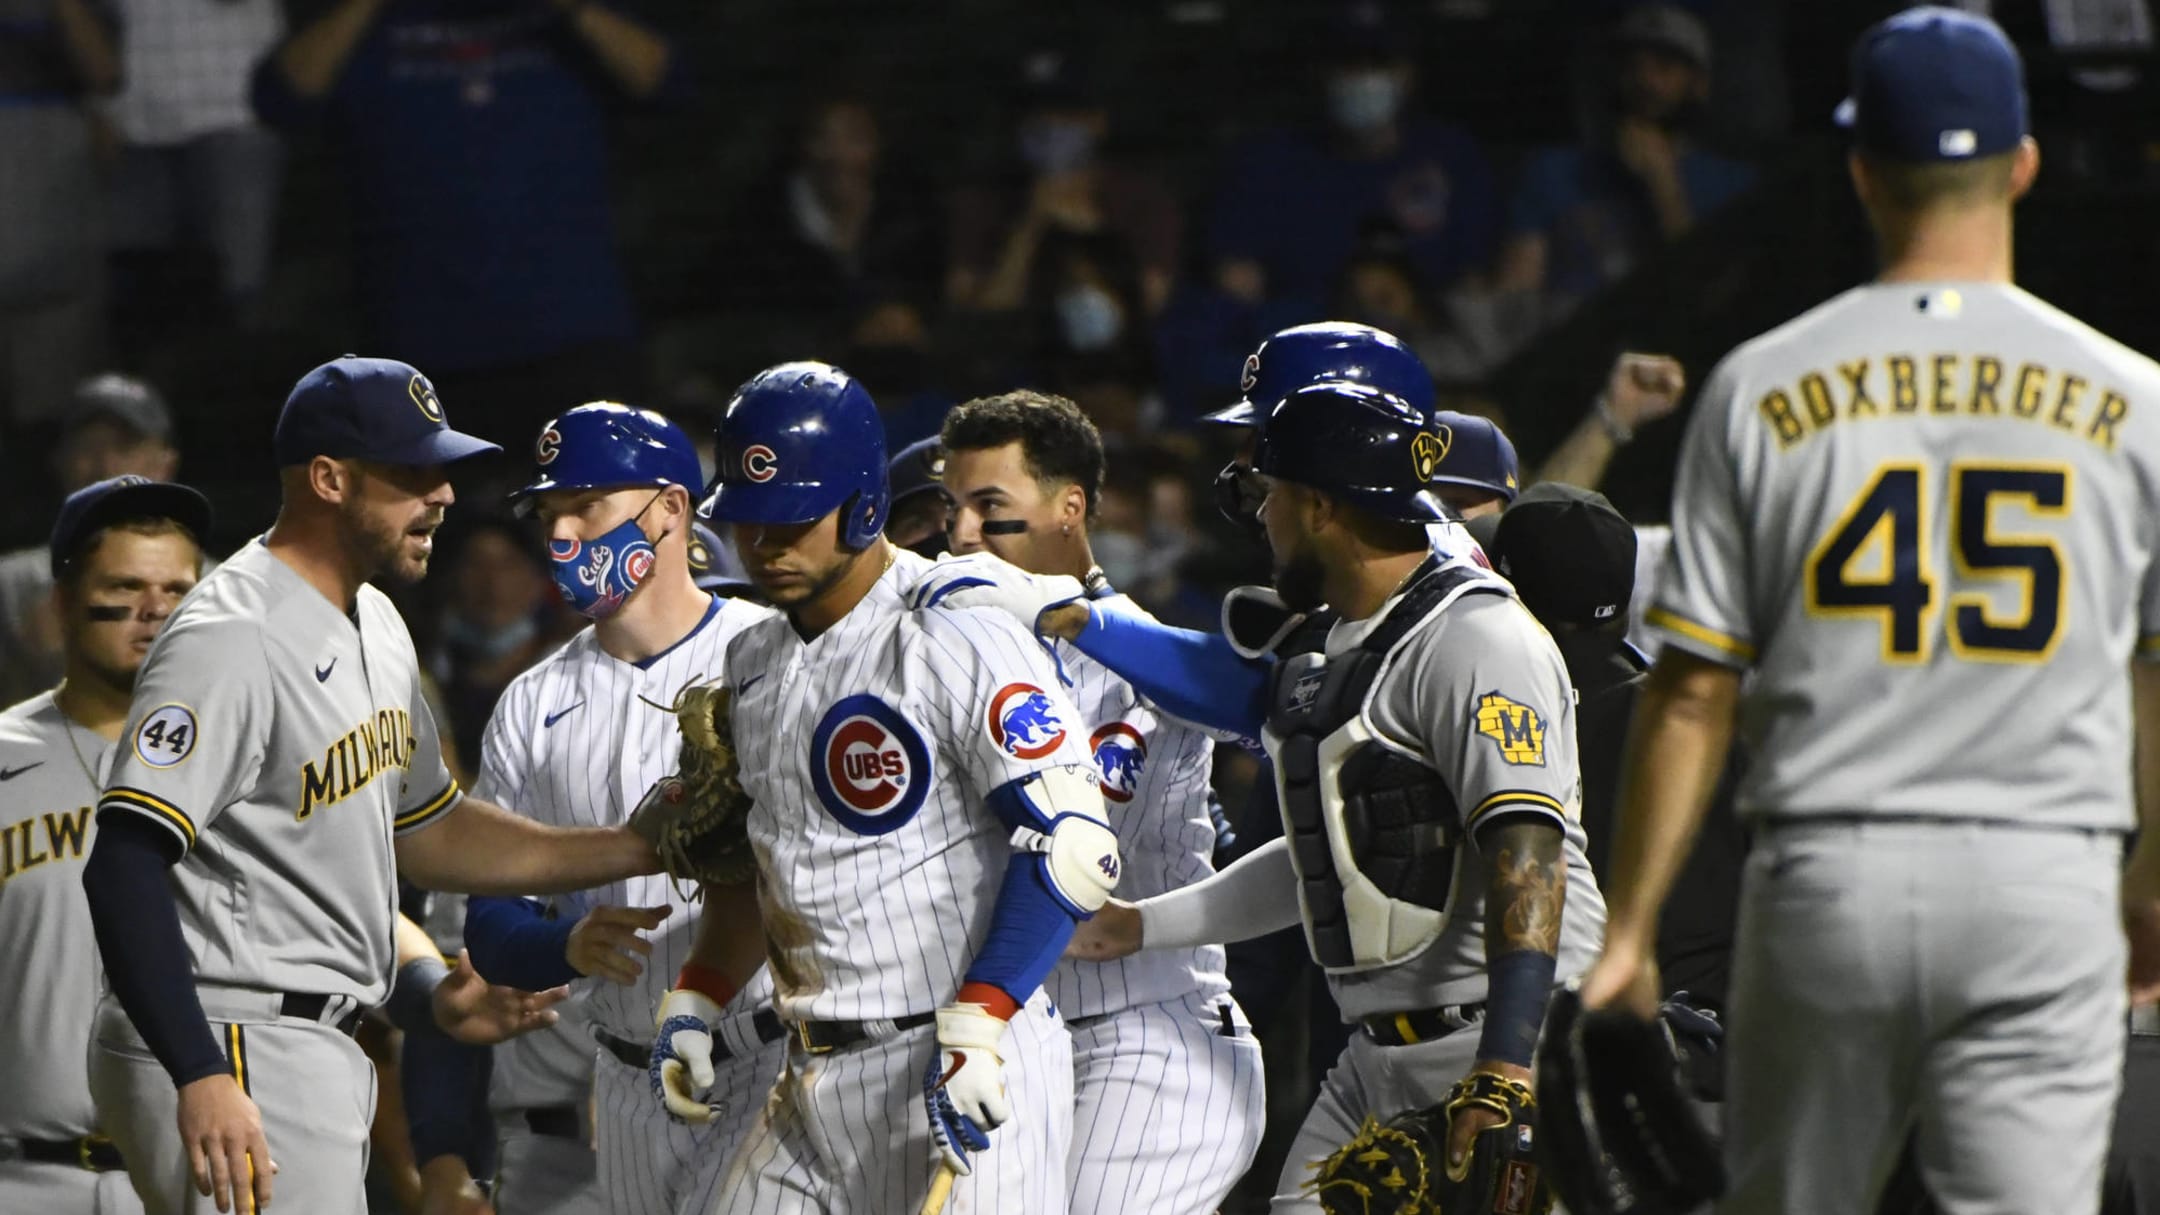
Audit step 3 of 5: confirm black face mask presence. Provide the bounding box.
[1214,461,1266,536]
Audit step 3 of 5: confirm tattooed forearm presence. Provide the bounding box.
[1483,819,1567,957]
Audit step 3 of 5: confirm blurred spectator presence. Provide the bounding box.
[708,93,941,352]
[1031,230,1162,439]
[104,0,285,329]
[1205,1,1498,308]
[1494,4,1757,324]
[251,0,682,448]
[0,0,116,426]
[0,374,180,707]
[841,297,953,448]
[946,47,1182,317]
[1331,219,1515,384]
[425,517,574,765]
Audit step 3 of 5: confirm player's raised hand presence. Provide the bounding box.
[1065,898,1143,962]
[650,988,723,1124]
[430,949,569,1044]
[907,552,1086,634]
[1604,352,1686,431]
[567,904,671,985]
[177,1073,275,1213]
[923,1003,1013,1175]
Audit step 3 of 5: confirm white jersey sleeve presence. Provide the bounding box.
[919,606,1100,797]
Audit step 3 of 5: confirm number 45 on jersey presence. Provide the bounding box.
[1808,461,2067,663]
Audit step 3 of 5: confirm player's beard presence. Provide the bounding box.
[762,547,857,610]
[1274,538,1327,614]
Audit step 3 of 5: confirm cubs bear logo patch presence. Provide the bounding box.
[1089,723,1148,804]
[988,683,1067,760]
[1474,692,1545,766]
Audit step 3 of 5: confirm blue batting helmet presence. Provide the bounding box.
[699,362,889,550]
[1204,321,1436,427]
[1252,381,1452,523]
[510,402,703,515]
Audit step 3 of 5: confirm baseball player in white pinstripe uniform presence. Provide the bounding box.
[933,390,1265,1214]
[657,362,1121,1214]
[477,404,784,1215]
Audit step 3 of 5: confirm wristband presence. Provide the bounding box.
[388,955,453,1034]
[675,962,738,1008]
[1476,950,1558,1068]
[1594,396,1635,445]
[955,981,1020,1020]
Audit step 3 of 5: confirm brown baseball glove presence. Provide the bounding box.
[1308,1072,1553,1215]
[629,683,757,891]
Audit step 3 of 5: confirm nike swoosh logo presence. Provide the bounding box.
[737,674,767,693]
[315,659,337,682]
[544,702,586,728]
[0,762,43,781]
[937,1051,965,1088]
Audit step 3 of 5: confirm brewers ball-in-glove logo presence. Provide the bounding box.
[409,374,445,424]
[1089,722,1148,803]
[742,444,779,483]
[535,424,563,466]
[1475,691,1546,766]
[1412,428,1448,482]
[988,683,1067,760]
[810,695,932,834]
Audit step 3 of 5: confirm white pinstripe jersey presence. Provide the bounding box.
[0,692,114,1138]
[475,594,779,1078]
[1046,595,1227,1018]
[727,549,1103,1023]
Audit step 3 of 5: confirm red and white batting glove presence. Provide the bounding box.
[922,994,1013,1175]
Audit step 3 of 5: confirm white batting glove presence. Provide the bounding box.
[907,553,1087,634]
[649,988,722,1124]
[921,1002,1012,1175]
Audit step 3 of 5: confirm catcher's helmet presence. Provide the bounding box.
[1535,984,1728,1215]
[699,361,889,550]
[1251,381,1452,524]
[1205,321,1435,427]
[511,402,703,515]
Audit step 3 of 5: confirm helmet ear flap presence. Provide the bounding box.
[840,480,889,551]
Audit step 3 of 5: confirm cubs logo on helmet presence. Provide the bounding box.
[1090,723,1148,804]
[536,425,562,466]
[743,444,779,483]
[810,695,933,834]
[1240,352,1262,394]
[987,682,1067,760]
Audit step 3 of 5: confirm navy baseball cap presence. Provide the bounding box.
[50,475,214,578]
[1835,7,2027,162]
[272,356,501,468]
[887,436,946,506]
[1430,410,1520,504]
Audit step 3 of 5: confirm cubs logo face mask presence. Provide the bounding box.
[550,491,664,620]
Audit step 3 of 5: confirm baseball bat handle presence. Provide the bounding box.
[919,1161,957,1215]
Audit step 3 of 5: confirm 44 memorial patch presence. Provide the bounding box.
[1474,692,1545,766]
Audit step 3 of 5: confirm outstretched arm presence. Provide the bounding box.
[396,796,657,895]
[1041,601,1271,739]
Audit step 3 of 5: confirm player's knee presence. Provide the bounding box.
[1046,814,1121,915]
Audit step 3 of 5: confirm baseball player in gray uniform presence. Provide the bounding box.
[0,476,209,1215]
[79,356,665,1215]
[1580,12,2160,1215]
[956,382,1606,1213]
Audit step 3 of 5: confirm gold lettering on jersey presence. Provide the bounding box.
[1756,354,2131,455]
[1840,359,1879,415]
[0,807,90,883]
[1969,357,2003,414]
[1887,356,1919,413]
[298,709,416,820]
[2052,373,2087,432]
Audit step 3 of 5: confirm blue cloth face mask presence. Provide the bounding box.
[1328,70,1406,133]
[1019,120,1098,176]
[549,491,665,620]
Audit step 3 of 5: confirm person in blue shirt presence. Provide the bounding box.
[251,0,682,447]
[1493,3,1755,320]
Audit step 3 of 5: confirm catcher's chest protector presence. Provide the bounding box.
[1264,559,1508,974]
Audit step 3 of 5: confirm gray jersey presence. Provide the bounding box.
[1317,589,1606,1019]
[98,539,460,1006]
[1652,283,2160,829]
[0,692,114,1139]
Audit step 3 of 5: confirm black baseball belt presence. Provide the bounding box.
[1358,1001,1487,1047]
[788,1011,937,1055]
[594,1008,788,1070]
[8,1134,125,1172]
[280,992,365,1036]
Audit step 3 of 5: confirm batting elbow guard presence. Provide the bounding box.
[988,765,1122,917]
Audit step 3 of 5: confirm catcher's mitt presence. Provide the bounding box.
[1309,1072,1553,1215]
[629,683,757,890]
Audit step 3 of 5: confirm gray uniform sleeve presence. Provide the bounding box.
[1396,597,1582,840]
[1648,361,1761,668]
[98,616,273,854]
[393,677,462,835]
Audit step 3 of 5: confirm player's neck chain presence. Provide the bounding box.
[59,707,103,796]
